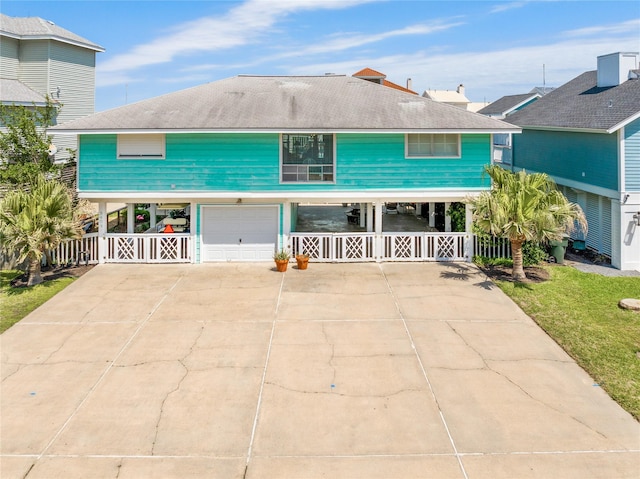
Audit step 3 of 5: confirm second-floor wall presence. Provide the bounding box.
[78,133,493,193]
[512,129,619,193]
[625,117,640,191]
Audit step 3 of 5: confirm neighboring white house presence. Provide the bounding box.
[423,84,470,109]
[0,14,104,162]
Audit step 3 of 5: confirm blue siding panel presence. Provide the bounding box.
[79,133,492,192]
[513,129,618,191]
[625,118,640,191]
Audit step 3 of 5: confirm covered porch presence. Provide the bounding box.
[289,201,473,263]
[54,197,493,265]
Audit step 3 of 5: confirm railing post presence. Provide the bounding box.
[374,200,383,262]
[465,204,474,262]
[98,202,107,264]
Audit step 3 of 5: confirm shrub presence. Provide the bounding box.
[522,241,548,266]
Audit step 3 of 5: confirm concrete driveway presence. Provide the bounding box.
[1,263,638,478]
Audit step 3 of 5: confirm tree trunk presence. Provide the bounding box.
[511,239,527,282]
[27,257,43,286]
[44,249,53,269]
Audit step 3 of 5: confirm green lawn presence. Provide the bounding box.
[496,266,640,420]
[0,270,76,334]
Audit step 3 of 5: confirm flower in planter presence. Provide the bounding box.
[136,214,145,222]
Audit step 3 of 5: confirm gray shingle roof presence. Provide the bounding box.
[507,71,640,132]
[50,75,518,133]
[477,93,539,116]
[0,79,47,105]
[0,14,104,51]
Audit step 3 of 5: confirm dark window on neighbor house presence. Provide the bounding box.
[406,133,460,158]
[281,134,334,182]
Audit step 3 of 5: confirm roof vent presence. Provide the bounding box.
[597,52,639,87]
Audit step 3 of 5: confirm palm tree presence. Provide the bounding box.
[470,165,587,282]
[0,176,81,286]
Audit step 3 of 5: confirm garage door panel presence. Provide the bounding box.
[201,206,279,262]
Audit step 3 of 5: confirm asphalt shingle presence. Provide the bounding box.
[50,75,518,133]
[507,71,640,132]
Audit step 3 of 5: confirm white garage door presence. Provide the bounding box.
[201,206,279,262]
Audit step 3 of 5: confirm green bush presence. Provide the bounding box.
[522,241,548,266]
[446,202,466,232]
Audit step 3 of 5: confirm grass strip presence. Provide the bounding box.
[495,266,640,420]
[0,270,76,334]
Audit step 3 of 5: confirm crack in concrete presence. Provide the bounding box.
[263,381,424,398]
[1,363,26,382]
[320,323,337,386]
[151,322,205,456]
[446,322,610,441]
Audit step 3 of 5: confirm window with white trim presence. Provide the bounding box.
[117,134,165,159]
[281,134,334,182]
[406,133,460,158]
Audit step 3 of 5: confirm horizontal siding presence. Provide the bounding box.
[624,118,640,191]
[79,134,279,191]
[337,133,491,190]
[78,133,493,193]
[18,40,49,96]
[0,36,19,79]
[50,42,96,122]
[513,129,618,191]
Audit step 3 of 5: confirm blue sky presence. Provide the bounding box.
[3,0,639,112]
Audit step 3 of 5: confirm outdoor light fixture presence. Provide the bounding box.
[634,212,640,227]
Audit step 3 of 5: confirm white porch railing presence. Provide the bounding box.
[105,234,191,263]
[290,232,470,262]
[49,232,509,265]
[50,233,100,265]
[474,235,511,259]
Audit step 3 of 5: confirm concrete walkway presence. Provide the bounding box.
[1,263,638,479]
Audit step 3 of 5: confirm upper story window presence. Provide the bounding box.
[117,134,165,159]
[493,133,511,147]
[281,134,334,183]
[406,133,460,158]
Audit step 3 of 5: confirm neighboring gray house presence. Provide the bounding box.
[0,13,104,162]
[478,93,541,120]
[478,93,541,166]
[508,52,640,271]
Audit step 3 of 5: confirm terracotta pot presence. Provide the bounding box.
[295,255,309,270]
[275,259,288,272]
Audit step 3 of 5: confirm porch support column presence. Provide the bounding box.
[465,203,474,262]
[374,200,383,262]
[444,202,451,232]
[189,202,197,263]
[98,202,107,264]
[149,203,157,230]
[359,202,366,228]
[429,202,436,228]
[127,203,135,233]
[282,201,292,252]
[366,203,373,232]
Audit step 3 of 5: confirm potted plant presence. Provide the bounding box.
[273,249,290,272]
[295,253,309,270]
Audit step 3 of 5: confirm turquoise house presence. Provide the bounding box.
[51,74,518,263]
[509,52,640,271]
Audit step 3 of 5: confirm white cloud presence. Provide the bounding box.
[98,0,376,76]
[286,30,639,102]
[563,18,640,38]
[489,1,530,14]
